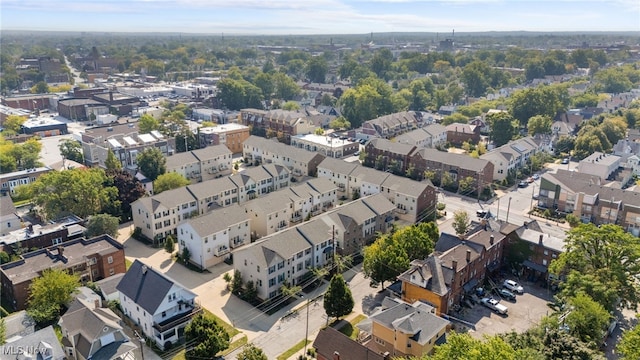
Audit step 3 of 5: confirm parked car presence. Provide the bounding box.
[527,177,534,183]
[518,181,529,188]
[532,173,540,180]
[481,297,509,315]
[561,158,570,164]
[476,209,488,218]
[503,279,524,294]
[495,288,517,301]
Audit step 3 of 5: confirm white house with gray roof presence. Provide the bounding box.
[131,187,198,241]
[242,135,326,177]
[177,204,250,268]
[165,145,233,183]
[117,260,200,351]
[0,325,65,360]
[480,136,543,181]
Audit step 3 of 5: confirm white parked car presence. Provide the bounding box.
[503,279,524,294]
[481,297,509,315]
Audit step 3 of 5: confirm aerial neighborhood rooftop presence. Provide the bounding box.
[0,29,639,360]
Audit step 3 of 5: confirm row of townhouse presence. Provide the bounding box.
[164,144,233,183]
[538,168,640,236]
[480,136,546,181]
[363,139,494,193]
[243,135,326,177]
[359,111,424,139]
[394,123,448,149]
[317,157,436,223]
[0,166,52,195]
[177,178,339,268]
[239,108,316,143]
[131,164,291,242]
[234,193,396,300]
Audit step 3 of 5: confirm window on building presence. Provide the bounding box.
[108,256,113,264]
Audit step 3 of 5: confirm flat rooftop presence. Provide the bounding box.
[199,123,249,134]
[293,133,357,147]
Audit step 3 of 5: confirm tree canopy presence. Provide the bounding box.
[452,210,470,236]
[550,223,640,312]
[137,147,166,181]
[184,314,230,359]
[154,172,190,194]
[617,315,640,360]
[509,85,569,126]
[27,269,80,325]
[85,213,120,238]
[237,344,268,360]
[21,168,118,220]
[323,274,354,319]
[487,111,517,147]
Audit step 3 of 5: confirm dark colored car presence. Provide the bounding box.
[495,288,517,301]
[518,181,528,188]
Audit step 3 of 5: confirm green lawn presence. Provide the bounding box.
[125,258,132,270]
[336,314,366,340]
[171,335,247,360]
[202,308,239,337]
[277,338,310,360]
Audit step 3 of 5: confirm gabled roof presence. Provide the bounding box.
[135,186,196,212]
[367,138,416,156]
[165,151,199,170]
[116,260,195,314]
[313,327,386,360]
[2,326,65,360]
[398,256,449,296]
[95,273,125,299]
[350,166,391,186]
[317,156,360,175]
[415,148,491,172]
[382,175,431,198]
[184,204,248,237]
[191,144,232,160]
[187,176,237,199]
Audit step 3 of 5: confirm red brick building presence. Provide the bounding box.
[445,123,481,146]
[0,235,126,311]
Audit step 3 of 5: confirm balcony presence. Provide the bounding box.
[394,207,408,214]
[215,246,230,257]
[153,303,202,333]
[291,214,303,223]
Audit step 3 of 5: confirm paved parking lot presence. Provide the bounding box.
[455,280,554,338]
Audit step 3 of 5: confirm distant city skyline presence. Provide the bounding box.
[1,0,639,35]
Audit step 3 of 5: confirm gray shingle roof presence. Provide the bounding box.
[317,156,360,175]
[187,176,237,199]
[367,138,416,156]
[382,175,431,198]
[185,204,248,237]
[135,186,197,212]
[191,144,232,160]
[2,325,65,360]
[415,148,491,172]
[95,273,125,300]
[165,151,199,170]
[116,260,192,314]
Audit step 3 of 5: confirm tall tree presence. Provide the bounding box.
[23,168,118,220]
[59,139,84,164]
[305,56,328,83]
[426,333,521,360]
[527,115,552,136]
[106,170,145,221]
[564,292,610,345]
[488,111,517,147]
[184,314,230,360]
[138,114,160,134]
[137,147,166,181]
[105,150,122,170]
[550,223,640,311]
[2,115,26,136]
[509,85,569,126]
[27,269,80,325]
[323,274,354,320]
[153,172,190,194]
[363,234,410,289]
[452,210,471,236]
[85,213,120,238]
[164,234,176,254]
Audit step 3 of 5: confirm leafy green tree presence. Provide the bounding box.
[564,292,611,345]
[273,72,300,100]
[527,115,552,136]
[458,176,475,195]
[24,168,118,220]
[488,111,517,147]
[509,85,569,126]
[363,235,409,289]
[184,314,230,360]
[329,117,351,130]
[85,213,120,238]
[550,223,640,311]
[138,114,160,134]
[617,315,640,360]
[253,72,274,100]
[596,67,634,93]
[0,318,5,345]
[452,210,470,236]
[2,115,26,136]
[27,269,80,325]
[153,172,190,194]
[441,113,469,126]
[426,333,520,360]
[323,274,354,320]
[58,139,84,164]
[31,81,49,94]
[237,344,268,360]
[104,150,122,170]
[392,222,438,261]
[282,101,301,111]
[106,170,145,221]
[305,56,328,83]
[231,270,244,297]
[137,147,166,181]
[599,117,627,146]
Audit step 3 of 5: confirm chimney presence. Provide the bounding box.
[466,249,471,262]
[539,234,544,245]
[333,351,340,360]
[57,246,65,261]
[142,265,148,275]
[523,221,528,229]
[451,260,458,272]
[109,91,113,102]
[490,235,494,245]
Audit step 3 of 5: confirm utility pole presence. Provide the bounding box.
[506,197,512,223]
[529,185,535,218]
[134,330,145,360]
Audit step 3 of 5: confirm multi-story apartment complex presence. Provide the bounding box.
[0,235,126,311]
[0,167,52,195]
[394,123,448,149]
[359,111,423,139]
[240,109,316,143]
[81,124,176,169]
[480,136,544,181]
[165,145,233,183]
[243,135,326,177]
[290,134,359,158]
[197,123,250,154]
[363,138,417,174]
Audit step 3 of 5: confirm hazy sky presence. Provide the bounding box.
[2,0,639,34]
